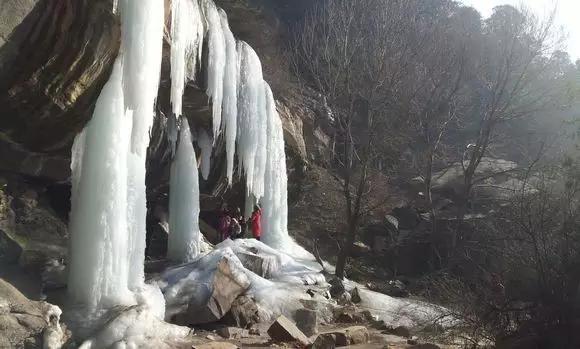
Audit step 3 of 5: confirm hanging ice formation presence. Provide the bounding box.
[169,0,293,249]
[67,0,164,315]
[168,118,201,262]
[198,128,213,180]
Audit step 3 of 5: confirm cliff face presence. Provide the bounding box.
[0,0,333,239]
[0,0,120,180]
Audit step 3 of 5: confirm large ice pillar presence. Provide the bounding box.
[168,118,201,262]
[170,0,204,118]
[67,61,134,310]
[261,83,290,249]
[67,0,164,314]
[220,10,239,185]
[204,0,226,140]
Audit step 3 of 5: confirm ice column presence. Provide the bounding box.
[67,61,134,309]
[67,0,164,311]
[261,83,290,249]
[120,0,165,290]
[168,118,202,262]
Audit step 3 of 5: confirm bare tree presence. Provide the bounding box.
[456,5,561,230]
[291,0,421,279]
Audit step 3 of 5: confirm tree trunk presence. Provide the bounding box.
[335,220,357,280]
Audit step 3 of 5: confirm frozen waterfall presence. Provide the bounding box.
[167,0,296,250]
[168,118,202,262]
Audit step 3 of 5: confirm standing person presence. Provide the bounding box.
[229,217,242,239]
[232,207,245,239]
[250,205,262,241]
[218,204,231,241]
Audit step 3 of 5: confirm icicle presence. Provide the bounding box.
[198,128,213,180]
[67,60,134,310]
[170,0,205,118]
[168,118,201,262]
[220,9,239,186]
[236,41,264,196]
[261,83,290,249]
[203,0,226,140]
[118,0,165,291]
[119,0,164,156]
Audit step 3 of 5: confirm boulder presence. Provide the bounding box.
[0,278,66,348]
[235,251,279,278]
[409,344,441,349]
[313,326,369,347]
[185,257,251,324]
[223,295,260,329]
[217,326,250,339]
[327,277,345,298]
[294,308,318,337]
[335,307,374,324]
[311,333,336,349]
[383,325,412,338]
[193,343,239,349]
[267,315,310,346]
[367,280,409,298]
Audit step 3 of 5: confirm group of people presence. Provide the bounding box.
[218,204,262,241]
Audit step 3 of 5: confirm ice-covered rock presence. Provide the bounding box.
[223,295,260,329]
[182,256,250,325]
[78,304,191,349]
[159,239,326,324]
[0,279,67,349]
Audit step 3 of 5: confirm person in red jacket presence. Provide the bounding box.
[250,205,262,241]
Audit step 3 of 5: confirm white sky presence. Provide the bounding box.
[460,0,580,60]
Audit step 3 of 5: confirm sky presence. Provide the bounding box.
[460,0,580,60]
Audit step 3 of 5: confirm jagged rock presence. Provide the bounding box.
[350,287,361,303]
[235,251,279,278]
[185,257,251,324]
[223,295,260,329]
[383,325,412,338]
[336,291,352,305]
[294,308,317,337]
[328,277,345,298]
[367,280,409,298]
[335,308,375,324]
[299,299,335,324]
[267,315,310,346]
[217,326,250,339]
[409,344,441,349]
[194,343,239,349]
[313,326,369,347]
[0,278,67,348]
[311,333,336,349]
[351,241,371,256]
